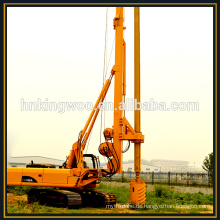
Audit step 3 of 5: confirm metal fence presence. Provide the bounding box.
[105,171,211,187]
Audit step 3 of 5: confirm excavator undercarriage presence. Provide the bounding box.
[27,188,116,209]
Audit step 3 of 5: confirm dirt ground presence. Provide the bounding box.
[7,193,27,204]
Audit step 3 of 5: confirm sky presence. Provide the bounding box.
[7,6,213,168]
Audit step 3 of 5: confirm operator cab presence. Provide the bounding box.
[62,154,100,169]
[83,154,99,169]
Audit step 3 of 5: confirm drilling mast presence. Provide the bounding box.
[130,7,146,206]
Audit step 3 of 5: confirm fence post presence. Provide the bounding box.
[176,173,178,185]
[208,172,210,188]
[122,171,124,183]
[187,172,189,187]
[152,171,154,185]
[168,171,170,186]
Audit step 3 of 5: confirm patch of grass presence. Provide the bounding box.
[98,182,130,204]
[7,186,54,196]
[97,183,213,214]
[7,186,32,196]
[108,177,129,183]
[145,185,213,206]
[154,185,172,198]
[30,202,40,213]
[17,199,26,209]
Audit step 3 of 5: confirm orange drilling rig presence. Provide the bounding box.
[7,7,145,208]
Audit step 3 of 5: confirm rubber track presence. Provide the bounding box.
[79,189,116,207]
[93,189,116,206]
[28,188,116,208]
[55,189,82,208]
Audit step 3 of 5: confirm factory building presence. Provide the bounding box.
[8,156,160,172]
[8,156,64,168]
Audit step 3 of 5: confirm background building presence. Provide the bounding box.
[150,159,191,172]
[122,162,160,172]
[100,161,160,172]
[8,156,64,168]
